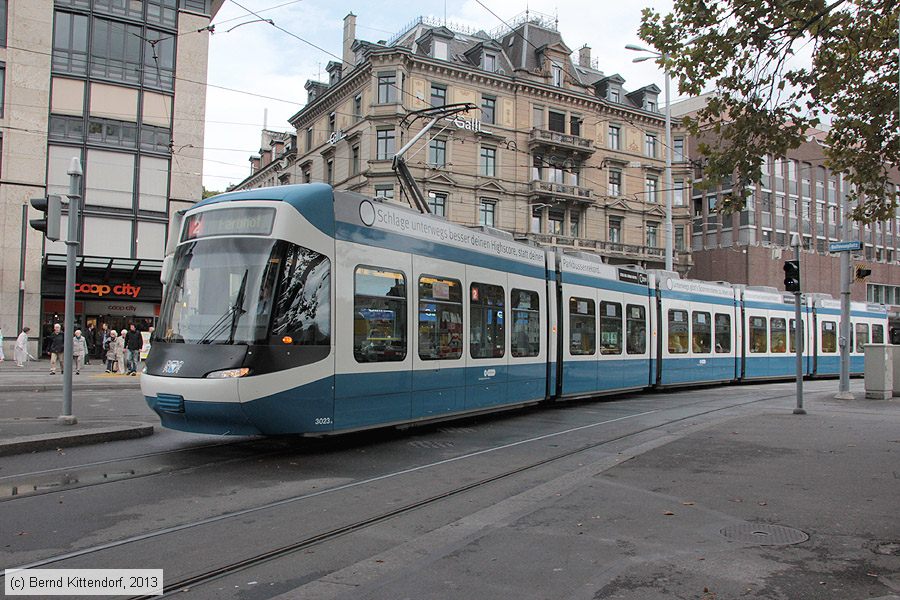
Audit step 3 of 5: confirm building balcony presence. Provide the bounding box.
[528,128,595,156]
[529,180,593,204]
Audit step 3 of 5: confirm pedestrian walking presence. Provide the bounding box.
[84,325,95,365]
[116,330,127,374]
[14,327,31,367]
[98,323,110,360]
[124,323,143,376]
[72,329,87,375]
[48,323,65,374]
[105,330,119,373]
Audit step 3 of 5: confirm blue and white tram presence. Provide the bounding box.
[557,254,652,398]
[143,184,551,435]
[653,274,739,386]
[740,286,811,380]
[810,296,888,376]
[142,184,891,436]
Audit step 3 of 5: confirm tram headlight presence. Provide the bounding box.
[205,367,251,379]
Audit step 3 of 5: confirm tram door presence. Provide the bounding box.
[410,255,467,419]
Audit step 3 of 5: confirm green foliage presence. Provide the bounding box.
[202,187,222,199]
[640,0,899,221]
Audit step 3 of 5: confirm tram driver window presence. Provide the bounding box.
[270,246,331,345]
[418,276,463,360]
[569,297,596,355]
[668,309,688,354]
[511,289,540,357]
[822,321,837,353]
[855,323,869,353]
[714,313,731,353]
[770,318,787,353]
[600,301,622,354]
[353,266,407,363]
[692,311,711,353]
[749,316,767,353]
[626,304,646,354]
[470,283,505,359]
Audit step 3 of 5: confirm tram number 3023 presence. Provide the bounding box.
[314,417,334,425]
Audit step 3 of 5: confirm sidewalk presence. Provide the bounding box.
[0,357,154,455]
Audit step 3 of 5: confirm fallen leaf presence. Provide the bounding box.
[663,511,675,516]
[682,501,695,506]
[758,501,768,506]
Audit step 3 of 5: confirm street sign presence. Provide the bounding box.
[829,240,861,252]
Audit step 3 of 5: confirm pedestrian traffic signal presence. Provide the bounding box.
[29,195,62,241]
[855,264,872,281]
[783,259,800,293]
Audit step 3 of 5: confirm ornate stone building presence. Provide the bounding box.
[234,12,693,271]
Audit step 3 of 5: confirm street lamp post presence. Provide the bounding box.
[626,44,674,272]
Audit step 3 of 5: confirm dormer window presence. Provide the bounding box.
[484,53,497,73]
[552,62,563,87]
[646,100,656,112]
[610,89,620,102]
[433,39,448,60]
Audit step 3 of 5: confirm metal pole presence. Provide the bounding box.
[59,158,83,425]
[18,204,28,334]
[792,237,806,414]
[837,190,853,399]
[663,56,674,272]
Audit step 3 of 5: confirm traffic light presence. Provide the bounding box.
[783,259,800,293]
[855,264,872,281]
[29,195,62,241]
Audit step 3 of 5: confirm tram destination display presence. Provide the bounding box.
[182,207,276,241]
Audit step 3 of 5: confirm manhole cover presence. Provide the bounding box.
[720,523,809,545]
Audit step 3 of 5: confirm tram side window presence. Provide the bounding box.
[692,311,711,353]
[626,304,646,354]
[770,318,787,353]
[855,323,869,352]
[714,313,731,353]
[470,283,505,359]
[789,319,804,353]
[668,309,689,354]
[749,316,767,353]
[270,245,331,345]
[418,276,462,360]
[872,324,885,344]
[511,289,540,357]
[570,297,596,355]
[821,321,837,353]
[600,302,622,355]
[353,266,407,363]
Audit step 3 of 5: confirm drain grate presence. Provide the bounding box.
[720,523,809,546]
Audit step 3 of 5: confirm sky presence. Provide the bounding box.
[200,0,677,191]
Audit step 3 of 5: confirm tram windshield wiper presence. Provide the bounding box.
[197,270,249,344]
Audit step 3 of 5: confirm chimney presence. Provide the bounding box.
[579,45,591,68]
[342,13,356,67]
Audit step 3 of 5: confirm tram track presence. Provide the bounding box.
[1,388,797,597]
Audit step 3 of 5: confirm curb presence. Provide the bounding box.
[0,382,143,393]
[0,423,155,456]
